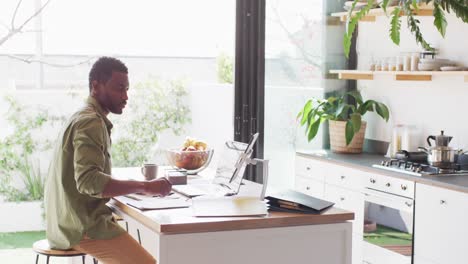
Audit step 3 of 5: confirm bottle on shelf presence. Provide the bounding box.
[389,58,397,71]
[375,59,382,71]
[369,55,376,71]
[411,53,420,71]
[381,58,389,71]
[403,53,411,71]
[391,124,405,157]
[401,125,420,152]
[396,56,404,71]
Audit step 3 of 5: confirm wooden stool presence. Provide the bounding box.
[32,239,97,264]
[113,214,140,244]
[113,213,129,232]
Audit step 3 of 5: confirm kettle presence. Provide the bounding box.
[427,130,453,147]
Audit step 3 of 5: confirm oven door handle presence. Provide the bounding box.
[364,188,414,213]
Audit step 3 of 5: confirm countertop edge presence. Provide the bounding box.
[108,198,354,235]
[297,151,468,194]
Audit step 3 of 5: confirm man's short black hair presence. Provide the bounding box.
[88,57,128,92]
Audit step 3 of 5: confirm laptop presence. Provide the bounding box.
[172,133,259,197]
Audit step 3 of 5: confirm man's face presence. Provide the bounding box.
[92,71,129,115]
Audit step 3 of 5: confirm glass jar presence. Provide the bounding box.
[389,58,397,71]
[381,58,389,71]
[391,124,405,157]
[369,56,376,71]
[396,56,404,71]
[411,53,419,71]
[375,59,382,71]
[403,53,411,71]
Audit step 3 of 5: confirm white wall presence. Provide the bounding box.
[356,13,468,150]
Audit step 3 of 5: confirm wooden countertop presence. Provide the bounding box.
[108,167,354,235]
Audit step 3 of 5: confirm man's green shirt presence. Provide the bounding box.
[45,96,125,249]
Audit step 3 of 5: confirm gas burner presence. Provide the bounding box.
[373,158,468,177]
[438,168,457,174]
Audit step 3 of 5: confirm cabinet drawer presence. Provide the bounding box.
[325,184,364,235]
[295,156,326,181]
[325,166,365,192]
[414,184,468,264]
[295,176,325,199]
[366,173,414,199]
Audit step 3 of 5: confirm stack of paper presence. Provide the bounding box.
[192,196,268,217]
[124,194,191,210]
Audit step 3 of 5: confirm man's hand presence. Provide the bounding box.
[143,178,172,197]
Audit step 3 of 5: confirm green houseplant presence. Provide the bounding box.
[297,91,389,153]
[343,0,468,57]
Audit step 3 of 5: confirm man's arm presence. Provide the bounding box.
[101,178,172,198]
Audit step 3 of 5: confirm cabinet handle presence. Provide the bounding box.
[340,175,346,180]
[340,197,345,201]
[306,186,310,190]
[401,184,407,191]
[386,183,391,187]
[405,201,413,207]
[370,178,376,184]
[440,200,447,205]
[306,167,311,171]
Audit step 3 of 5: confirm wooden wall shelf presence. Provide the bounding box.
[329,70,468,82]
[331,4,433,23]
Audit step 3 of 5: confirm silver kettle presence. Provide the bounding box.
[427,130,453,147]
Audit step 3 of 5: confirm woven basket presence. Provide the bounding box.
[329,120,367,154]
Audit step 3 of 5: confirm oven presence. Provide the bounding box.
[362,173,415,264]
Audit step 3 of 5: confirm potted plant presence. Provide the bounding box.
[343,0,468,57]
[297,91,389,153]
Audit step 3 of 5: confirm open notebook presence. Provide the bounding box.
[172,133,259,197]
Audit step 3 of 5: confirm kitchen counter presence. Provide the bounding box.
[108,167,354,234]
[297,149,468,194]
[104,167,354,264]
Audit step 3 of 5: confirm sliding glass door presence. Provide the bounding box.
[263,0,346,188]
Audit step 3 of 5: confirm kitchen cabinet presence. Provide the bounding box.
[295,156,326,198]
[296,154,419,264]
[295,176,325,199]
[325,165,365,192]
[325,181,365,235]
[325,184,365,264]
[295,156,326,182]
[295,155,365,234]
[414,183,468,264]
[366,172,414,199]
[296,154,365,264]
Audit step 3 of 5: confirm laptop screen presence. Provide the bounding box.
[212,133,259,193]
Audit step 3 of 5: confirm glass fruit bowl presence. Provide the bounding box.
[166,148,214,174]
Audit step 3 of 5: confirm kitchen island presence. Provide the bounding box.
[87,167,354,264]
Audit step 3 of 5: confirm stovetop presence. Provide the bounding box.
[372,159,468,177]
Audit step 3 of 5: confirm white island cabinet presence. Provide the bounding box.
[414,183,468,264]
[71,167,355,264]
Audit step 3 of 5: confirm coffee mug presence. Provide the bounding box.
[141,163,158,180]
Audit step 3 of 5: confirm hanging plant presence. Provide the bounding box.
[344,0,468,58]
